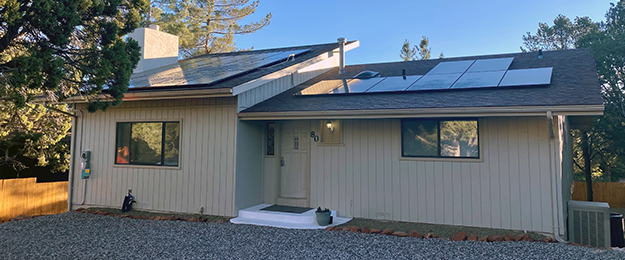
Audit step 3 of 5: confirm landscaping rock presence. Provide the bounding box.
[75,208,85,212]
[504,233,516,241]
[487,235,504,242]
[361,227,371,234]
[478,236,488,242]
[342,227,351,231]
[325,226,335,231]
[516,234,525,241]
[467,234,478,241]
[543,236,554,243]
[409,230,423,238]
[381,228,394,235]
[523,234,535,242]
[10,215,34,222]
[425,233,437,239]
[392,231,408,237]
[451,231,467,241]
[369,229,381,234]
[350,226,359,233]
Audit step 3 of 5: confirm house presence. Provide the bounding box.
[65,26,603,237]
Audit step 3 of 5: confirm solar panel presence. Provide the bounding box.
[451,70,506,89]
[129,49,310,88]
[426,60,475,75]
[466,57,514,73]
[329,77,384,93]
[498,67,553,87]
[407,73,462,91]
[366,75,423,92]
[297,80,345,95]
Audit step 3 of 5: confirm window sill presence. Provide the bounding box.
[399,156,483,163]
[113,164,182,170]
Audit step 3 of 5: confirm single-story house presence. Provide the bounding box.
[64,26,603,237]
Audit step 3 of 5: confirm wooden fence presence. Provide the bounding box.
[0,178,67,221]
[572,181,625,208]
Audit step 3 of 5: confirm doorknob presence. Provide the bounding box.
[280,156,285,167]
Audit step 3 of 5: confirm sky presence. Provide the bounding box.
[234,0,614,65]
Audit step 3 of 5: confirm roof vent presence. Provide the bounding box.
[538,49,544,59]
[353,70,380,79]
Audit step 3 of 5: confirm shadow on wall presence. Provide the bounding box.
[0,177,68,221]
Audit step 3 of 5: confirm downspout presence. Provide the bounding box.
[547,111,566,243]
[68,109,87,207]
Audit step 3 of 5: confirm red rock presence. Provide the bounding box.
[467,234,478,241]
[409,230,424,238]
[215,219,223,223]
[452,231,468,241]
[478,236,488,242]
[342,227,351,231]
[542,237,554,243]
[516,234,525,241]
[381,228,394,235]
[361,227,371,234]
[10,215,33,221]
[370,229,381,234]
[392,231,409,237]
[350,226,360,233]
[487,235,504,242]
[325,226,335,231]
[504,233,516,241]
[75,208,85,212]
[523,234,535,242]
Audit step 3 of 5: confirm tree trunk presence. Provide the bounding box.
[581,130,593,201]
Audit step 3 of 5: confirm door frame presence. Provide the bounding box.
[276,120,311,207]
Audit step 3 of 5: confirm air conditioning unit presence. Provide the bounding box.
[568,200,611,248]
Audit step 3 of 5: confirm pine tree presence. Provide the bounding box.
[399,39,417,61]
[148,0,272,57]
[417,36,431,60]
[0,0,147,173]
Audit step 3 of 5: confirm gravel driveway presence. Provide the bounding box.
[0,212,623,260]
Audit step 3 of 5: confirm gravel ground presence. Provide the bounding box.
[0,212,623,260]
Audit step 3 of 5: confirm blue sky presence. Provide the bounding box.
[234,0,614,65]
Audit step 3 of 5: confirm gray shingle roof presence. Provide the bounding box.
[241,48,603,113]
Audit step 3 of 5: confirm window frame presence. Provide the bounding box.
[113,120,182,169]
[400,118,481,161]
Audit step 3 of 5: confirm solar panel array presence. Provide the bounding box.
[297,57,554,95]
[130,49,310,88]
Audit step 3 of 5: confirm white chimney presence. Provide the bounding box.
[337,37,346,74]
[127,26,179,73]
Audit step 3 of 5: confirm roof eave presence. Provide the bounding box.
[237,104,604,120]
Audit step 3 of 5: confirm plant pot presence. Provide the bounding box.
[316,211,331,226]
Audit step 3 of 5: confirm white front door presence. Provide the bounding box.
[278,121,309,207]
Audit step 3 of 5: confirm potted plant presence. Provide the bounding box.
[315,207,331,226]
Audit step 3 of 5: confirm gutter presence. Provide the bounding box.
[238,105,605,120]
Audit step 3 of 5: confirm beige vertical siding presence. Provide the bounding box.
[237,57,338,112]
[307,117,556,233]
[71,98,238,216]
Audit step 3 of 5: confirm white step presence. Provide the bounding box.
[230,203,352,229]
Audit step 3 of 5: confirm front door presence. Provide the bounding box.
[277,121,309,207]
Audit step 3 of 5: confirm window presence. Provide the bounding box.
[266,122,275,156]
[115,122,180,166]
[401,119,479,158]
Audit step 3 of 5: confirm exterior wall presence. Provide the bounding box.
[237,56,338,112]
[303,117,557,233]
[234,120,264,212]
[71,97,238,216]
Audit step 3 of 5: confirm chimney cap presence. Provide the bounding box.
[149,24,160,31]
[337,37,346,43]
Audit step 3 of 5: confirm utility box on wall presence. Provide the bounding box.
[81,150,91,179]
